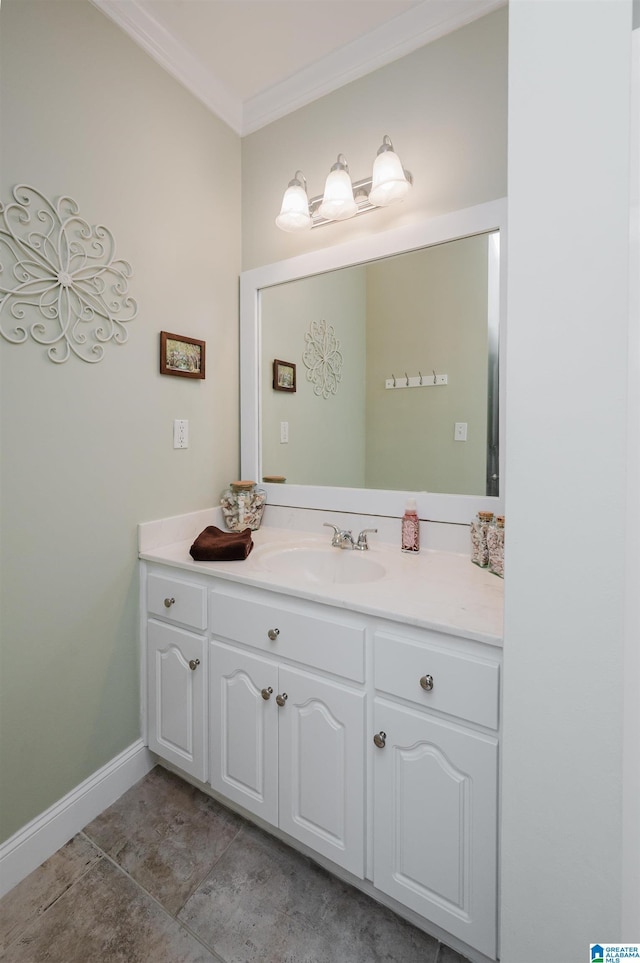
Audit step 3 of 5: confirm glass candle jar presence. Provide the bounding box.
[220,480,266,531]
[470,511,494,567]
[487,515,505,578]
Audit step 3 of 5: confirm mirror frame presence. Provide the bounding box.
[240,198,506,524]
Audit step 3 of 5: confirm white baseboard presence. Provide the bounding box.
[0,740,155,898]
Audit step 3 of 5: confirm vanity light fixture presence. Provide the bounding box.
[275,135,412,233]
[275,171,312,233]
[369,135,413,207]
[317,154,358,222]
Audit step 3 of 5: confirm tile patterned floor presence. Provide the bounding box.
[0,766,473,963]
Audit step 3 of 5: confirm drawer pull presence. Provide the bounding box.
[419,674,434,691]
[267,628,280,641]
[164,597,176,608]
[189,659,200,671]
[276,692,288,707]
[373,731,387,749]
[261,687,273,700]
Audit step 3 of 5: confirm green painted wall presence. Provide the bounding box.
[0,0,241,842]
[260,268,366,486]
[365,235,490,494]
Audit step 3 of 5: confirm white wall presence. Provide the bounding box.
[502,2,633,960]
[0,0,241,842]
[623,23,640,940]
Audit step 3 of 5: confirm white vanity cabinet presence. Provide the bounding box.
[372,629,500,959]
[209,585,366,878]
[145,572,208,782]
[140,556,502,961]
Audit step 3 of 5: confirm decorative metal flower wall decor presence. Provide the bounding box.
[302,319,343,399]
[0,184,138,364]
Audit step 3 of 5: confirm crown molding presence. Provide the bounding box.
[89,0,244,132]
[90,0,506,137]
[243,0,506,135]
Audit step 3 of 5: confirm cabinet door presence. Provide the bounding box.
[209,641,278,825]
[373,699,498,959]
[278,666,365,879]
[147,620,206,782]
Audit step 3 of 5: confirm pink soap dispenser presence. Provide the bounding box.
[401,498,420,553]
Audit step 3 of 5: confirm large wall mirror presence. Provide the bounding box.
[240,199,506,524]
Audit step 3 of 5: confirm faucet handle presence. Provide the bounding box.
[356,528,378,549]
[323,522,343,547]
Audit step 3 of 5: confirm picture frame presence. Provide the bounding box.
[273,359,296,392]
[160,331,205,379]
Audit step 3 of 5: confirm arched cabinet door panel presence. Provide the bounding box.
[147,619,207,782]
[373,698,498,960]
[278,666,365,879]
[209,642,278,825]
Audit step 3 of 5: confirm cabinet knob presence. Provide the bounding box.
[419,674,434,691]
[164,597,175,608]
[261,687,273,700]
[267,628,280,641]
[189,659,200,671]
[276,692,288,707]
[373,731,387,749]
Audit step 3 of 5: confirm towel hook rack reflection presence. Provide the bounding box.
[384,371,448,390]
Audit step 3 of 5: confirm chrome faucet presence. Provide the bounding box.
[323,523,377,550]
[323,523,355,549]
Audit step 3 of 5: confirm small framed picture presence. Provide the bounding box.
[160,332,206,379]
[273,359,296,392]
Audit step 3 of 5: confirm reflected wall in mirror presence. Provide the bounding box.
[260,232,499,496]
[240,199,506,524]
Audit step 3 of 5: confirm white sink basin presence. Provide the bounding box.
[255,545,387,585]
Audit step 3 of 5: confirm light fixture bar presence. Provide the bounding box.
[308,172,413,228]
[275,136,413,233]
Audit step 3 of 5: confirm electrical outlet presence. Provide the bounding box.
[280,421,289,444]
[454,422,468,442]
[173,419,189,449]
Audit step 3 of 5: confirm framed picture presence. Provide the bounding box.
[160,331,206,379]
[273,359,296,392]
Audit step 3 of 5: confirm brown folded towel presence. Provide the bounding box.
[189,525,254,561]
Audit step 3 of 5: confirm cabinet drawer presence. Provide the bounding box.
[211,587,365,683]
[374,631,499,729]
[148,573,207,631]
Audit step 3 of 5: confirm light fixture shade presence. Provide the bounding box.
[275,173,311,233]
[317,155,357,221]
[368,136,412,207]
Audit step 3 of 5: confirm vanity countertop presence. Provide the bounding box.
[140,524,503,647]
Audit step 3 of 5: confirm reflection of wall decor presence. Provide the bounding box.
[160,331,206,379]
[0,184,137,364]
[302,319,343,399]
[273,358,296,392]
